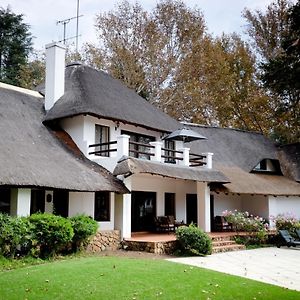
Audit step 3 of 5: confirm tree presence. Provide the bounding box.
[244,0,299,143]
[0,7,33,86]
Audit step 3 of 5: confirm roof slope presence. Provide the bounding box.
[0,84,127,193]
[114,157,229,183]
[43,63,180,133]
[186,124,300,195]
[215,166,300,196]
[186,124,278,172]
[277,143,300,182]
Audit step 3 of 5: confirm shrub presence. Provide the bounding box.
[222,210,267,232]
[175,224,212,256]
[69,215,98,251]
[0,214,31,258]
[270,213,300,236]
[29,213,74,258]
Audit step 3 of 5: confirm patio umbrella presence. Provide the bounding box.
[163,127,207,143]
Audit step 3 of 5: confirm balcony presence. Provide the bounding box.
[88,135,213,169]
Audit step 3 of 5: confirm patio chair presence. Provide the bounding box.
[277,230,300,248]
[214,216,233,232]
[154,216,175,232]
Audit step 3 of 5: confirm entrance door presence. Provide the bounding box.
[186,194,197,225]
[53,190,69,217]
[30,190,45,214]
[131,191,156,232]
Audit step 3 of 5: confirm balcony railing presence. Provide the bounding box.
[88,135,212,168]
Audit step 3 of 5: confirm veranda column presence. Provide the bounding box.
[114,174,132,239]
[196,182,211,232]
[10,188,31,216]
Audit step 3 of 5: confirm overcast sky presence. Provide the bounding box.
[2,0,273,51]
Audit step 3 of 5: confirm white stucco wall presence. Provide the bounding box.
[10,188,31,216]
[213,192,242,216]
[269,195,300,220]
[241,194,269,219]
[68,192,94,217]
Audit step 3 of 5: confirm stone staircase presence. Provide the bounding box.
[210,233,246,253]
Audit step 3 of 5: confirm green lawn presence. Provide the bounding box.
[0,255,298,300]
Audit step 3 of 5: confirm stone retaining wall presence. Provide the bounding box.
[87,230,121,252]
[122,240,178,255]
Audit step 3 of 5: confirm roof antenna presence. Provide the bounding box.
[56,0,82,49]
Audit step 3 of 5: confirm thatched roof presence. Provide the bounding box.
[113,157,229,183]
[185,124,300,195]
[0,83,127,193]
[215,166,300,196]
[277,143,300,182]
[186,124,278,172]
[42,63,180,133]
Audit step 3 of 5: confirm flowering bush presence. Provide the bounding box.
[270,213,300,235]
[222,210,267,233]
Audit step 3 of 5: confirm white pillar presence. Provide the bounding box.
[150,141,163,162]
[204,152,214,169]
[179,147,190,166]
[115,177,132,239]
[117,134,130,160]
[10,188,31,217]
[45,42,66,111]
[197,182,211,232]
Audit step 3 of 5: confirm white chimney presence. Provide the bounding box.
[45,42,66,111]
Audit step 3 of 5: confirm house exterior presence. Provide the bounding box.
[0,42,299,239]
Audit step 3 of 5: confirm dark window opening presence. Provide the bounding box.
[165,193,176,217]
[94,192,110,221]
[0,188,10,214]
[53,190,69,217]
[30,190,45,214]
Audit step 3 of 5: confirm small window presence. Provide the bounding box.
[164,140,176,163]
[165,193,176,218]
[94,192,110,221]
[95,125,110,157]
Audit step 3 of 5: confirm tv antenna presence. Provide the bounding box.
[56,0,82,52]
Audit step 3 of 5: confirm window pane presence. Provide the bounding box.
[94,192,110,221]
[164,140,176,163]
[0,188,10,214]
[95,125,110,157]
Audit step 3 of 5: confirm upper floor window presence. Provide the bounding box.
[121,130,155,160]
[95,125,110,157]
[164,140,176,164]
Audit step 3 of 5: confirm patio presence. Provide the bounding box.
[167,247,300,291]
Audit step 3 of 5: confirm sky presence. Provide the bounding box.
[1,0,273,51]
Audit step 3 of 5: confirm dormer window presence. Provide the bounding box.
[252,159,281,174]
[95,125,110,157]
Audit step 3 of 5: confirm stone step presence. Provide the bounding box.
[212,243,246,254]
[210,235,234,242]
[212,240,237,247]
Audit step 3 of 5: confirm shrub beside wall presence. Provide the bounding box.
[0,213,97,259]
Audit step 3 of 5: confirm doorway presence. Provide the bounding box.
[186,194,197,225]
[53,190,69,217]
[131,191,156,232]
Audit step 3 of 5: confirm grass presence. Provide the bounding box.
[0,255,299,300]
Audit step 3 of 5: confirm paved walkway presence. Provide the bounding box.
[167,247,300,291]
